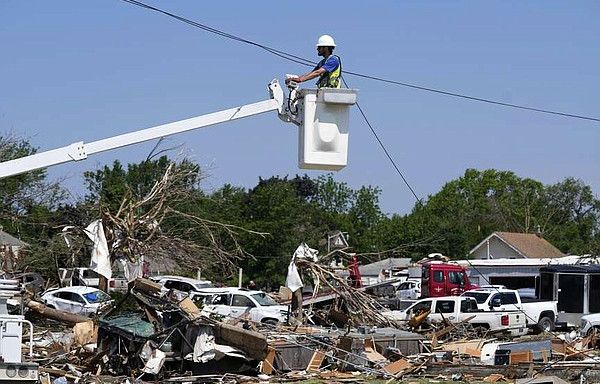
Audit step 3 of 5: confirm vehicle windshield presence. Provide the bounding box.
[194,282,213,290]
[251,292,278,306]
[462,291,491,304]
[83,290,111,304]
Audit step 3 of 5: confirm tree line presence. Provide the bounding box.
[1,136,598,287]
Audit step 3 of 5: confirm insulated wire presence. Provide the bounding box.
[342,70,600,123]
[119,0,422,203]
[342,77,422,203]
[119,0,600,123]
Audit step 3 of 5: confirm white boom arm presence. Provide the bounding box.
[0,80,285,179]
[0,79,357,178]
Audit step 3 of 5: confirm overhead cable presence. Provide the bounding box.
[120,0,423,202]
[342,78,422,203]
[120,0,600,123]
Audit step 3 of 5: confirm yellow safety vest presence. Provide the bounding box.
[316,55,341,88]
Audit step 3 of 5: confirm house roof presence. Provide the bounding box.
[0,229,27,247]
[359,257,412,276]
[470,231,565,259]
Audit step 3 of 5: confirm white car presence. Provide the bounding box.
[41,286,112,316]
[150,275,213,297]
[580,313,600,337]
[396,279,421,300]
[201,288,288,325]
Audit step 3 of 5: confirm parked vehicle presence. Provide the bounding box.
[58,268,128,293]
[150,275,213,299]
[479,284,506,290]
[0,278,38,382]
[11,272,45,298]
[41,286,112,316]
[108,274,128,293]
[396,279,421,300]
[461,288,558,332]
[420,262,478,298]
[201,288,288,325]
[389,296,528,337]
[580,313,600,337]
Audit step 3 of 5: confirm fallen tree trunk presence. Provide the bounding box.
[27,300,90,324]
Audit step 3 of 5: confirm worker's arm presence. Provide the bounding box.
[287,67,326,84]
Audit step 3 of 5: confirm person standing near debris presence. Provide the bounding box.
[286,34,342,88]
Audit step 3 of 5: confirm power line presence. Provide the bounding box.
[343,71,600,122]
[342,78,422,203]
[120,0,423,202]
[119,0,600,123]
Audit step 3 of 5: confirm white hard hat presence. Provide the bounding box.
[316,34,336,47]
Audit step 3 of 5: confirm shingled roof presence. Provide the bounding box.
[492,231,564,259]
[358,257,412,276]
[0,229,27,247]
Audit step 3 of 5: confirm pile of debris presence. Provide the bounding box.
[4,245,600,383]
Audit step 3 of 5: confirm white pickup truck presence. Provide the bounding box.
[461,288,558,332]
[388,296,528,337]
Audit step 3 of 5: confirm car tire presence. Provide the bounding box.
[47,304,55,309]
[262,318,278,326]
[537,316,554,333]
[587,326,600,337]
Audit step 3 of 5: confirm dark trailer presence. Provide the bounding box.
[537,264,600,324]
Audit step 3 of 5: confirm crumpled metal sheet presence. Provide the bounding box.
[100,313,155,338]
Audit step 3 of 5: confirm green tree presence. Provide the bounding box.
[541,178,600,254]
[403,169,599,258]
[236,176,324,288]
[84,156,200,212]
[0,136,65,226]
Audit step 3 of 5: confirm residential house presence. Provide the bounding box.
[469,231,564,260]
[0,228,28,270]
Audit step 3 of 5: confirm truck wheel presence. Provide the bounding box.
[537,316,554,332]
[262,318,278,326]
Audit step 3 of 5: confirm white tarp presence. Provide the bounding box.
[140,341,166,374]
[117,256,143,283]
[285,261,303,293]
[286,243,319,292]
[293,242,319,262]
[192,329,216,363]
[84,220,112,280]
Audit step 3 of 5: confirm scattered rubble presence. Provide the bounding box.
[3,251,600,383]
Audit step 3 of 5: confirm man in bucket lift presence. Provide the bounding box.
[286,35,341,88]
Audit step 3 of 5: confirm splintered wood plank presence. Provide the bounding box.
[306,350,327,372]
[260,346,276,374]
[509,350,533,364]
[383,358,412,375]
[364,338,386,363]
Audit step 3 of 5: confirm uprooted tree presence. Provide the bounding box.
[77,156,267,281]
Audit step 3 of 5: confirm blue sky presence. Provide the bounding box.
[1,1,598,214]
